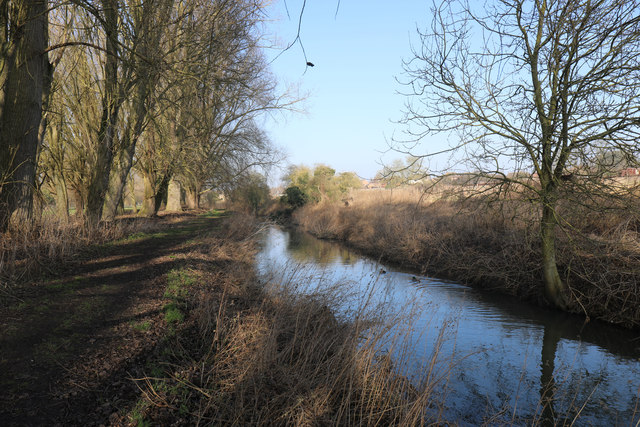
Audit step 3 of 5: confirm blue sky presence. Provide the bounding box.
[262,0,434,182]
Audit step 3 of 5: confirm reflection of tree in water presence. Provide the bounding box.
[537,320,616,425]
[540,325,561,426]
[274,227,640,424]
[286,230,355,265]
[470,286,639,423]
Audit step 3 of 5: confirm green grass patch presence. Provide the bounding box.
[108,229,180,246]
[199,209,227,218]
[9,301,29,311]
[131,320,152,331]
[162,268,195,325]
[46,276,83,292]
[126,232,150,241]
[164,302,184,324]
[128,398,151,427]
[35,302,51,314]
[164,268,196,300]
[113,231,155,244]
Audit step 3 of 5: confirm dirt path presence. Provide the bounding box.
[0,213,221,426]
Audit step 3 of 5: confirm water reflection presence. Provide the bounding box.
[256,225,640,425]
[540,325,560,426]
[286,229,356,265]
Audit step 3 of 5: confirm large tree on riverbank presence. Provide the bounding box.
[400,0,640,309]
[0,0,50,230]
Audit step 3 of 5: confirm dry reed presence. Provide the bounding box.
[130,213,457,426]
[0,212,171,295]
[126,212,619,425]
[293,187,640,328]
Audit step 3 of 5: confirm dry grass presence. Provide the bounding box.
[124,212,619,425]
[293,187,640,328]
[3,208,629,423]
[129,213,457,426]
[0,213,171,293]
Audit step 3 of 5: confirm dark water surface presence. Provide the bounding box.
[256,225,640,425]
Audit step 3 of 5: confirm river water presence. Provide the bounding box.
[255,225,640,425]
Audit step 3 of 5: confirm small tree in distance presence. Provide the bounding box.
[400,0,640,309]
[376,156,429,189]
[282,186,308,209]
[228,172,271,215]
[283,164,362,206]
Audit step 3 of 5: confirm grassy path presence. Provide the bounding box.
[0,213,223,425]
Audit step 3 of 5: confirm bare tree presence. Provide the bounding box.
[0,0,50,230]
[400,0,640,309]
[101,0,176,220]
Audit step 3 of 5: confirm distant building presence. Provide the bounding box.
[620,168,640,177]
[365,180,386,189]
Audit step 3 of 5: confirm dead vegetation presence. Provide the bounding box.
[2,210,628,424]
[129,212,448,426]
[293,187,640,328]
[0,212,169,294]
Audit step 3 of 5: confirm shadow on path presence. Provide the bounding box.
[0,214,224,425]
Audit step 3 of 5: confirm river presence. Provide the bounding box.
[255,225,640,425]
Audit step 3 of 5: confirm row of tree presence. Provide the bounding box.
[1,0,291,230]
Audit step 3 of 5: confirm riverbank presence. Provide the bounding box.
[0,212,441,425]
[292,188,640,329]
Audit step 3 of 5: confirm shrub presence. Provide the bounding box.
[281,185,308,209]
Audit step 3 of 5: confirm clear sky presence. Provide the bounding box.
[262,0,434,183]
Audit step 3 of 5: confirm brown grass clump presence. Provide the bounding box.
[0,213,167,293]
[130,213,445,426]
[293,187,640,328]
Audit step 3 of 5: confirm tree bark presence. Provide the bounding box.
[53,175,69,221]
[71,188,84,217]
[0,0,49,230]
[165,178,182,212]
[153,173,170,215]
[185,186,199,210]
[540,199,569,309]
[126,174,137,213]
[139,172,156,216]
[85,0,120,226]
[102,142,135,221]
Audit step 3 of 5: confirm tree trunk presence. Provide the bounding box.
[71,188,84,218]
[85,0,120,227]
[126,174,137,213]
[53,175,69,222]
[116,196,125,216]
[139,173,156,216]
[102,142,136,221]
[102,64,152,221]
[153,174,170,215]
[185,186,199,210]
[540,201,569,309]
[0,0,49,230]
[165,178,182,212]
